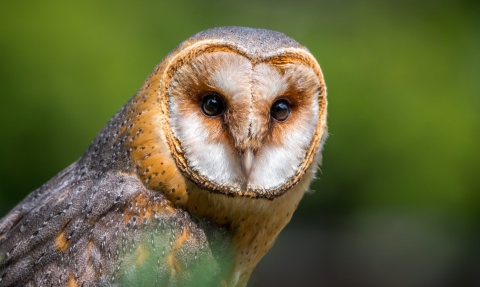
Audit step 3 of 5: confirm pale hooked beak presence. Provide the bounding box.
[240,149,255,181]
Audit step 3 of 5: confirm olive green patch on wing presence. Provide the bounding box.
[116,214,234,287]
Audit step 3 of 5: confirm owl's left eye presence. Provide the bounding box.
[201,93,226,117]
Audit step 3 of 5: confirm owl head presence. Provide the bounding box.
[149,27,328,199]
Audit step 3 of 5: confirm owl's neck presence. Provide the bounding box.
[184,171,314,287]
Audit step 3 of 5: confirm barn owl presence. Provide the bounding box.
[0,27,327,287]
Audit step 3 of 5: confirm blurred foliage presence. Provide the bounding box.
[0,0,479,286]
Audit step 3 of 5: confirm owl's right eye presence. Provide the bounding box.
[200,93,225,117]
[270,99,291,122]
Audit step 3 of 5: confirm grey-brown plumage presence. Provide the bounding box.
[0,26,327,287]
[0,106,232,286]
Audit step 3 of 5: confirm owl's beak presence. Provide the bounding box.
[240,149,255,181]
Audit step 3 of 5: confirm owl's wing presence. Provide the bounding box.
[0,162,233,287]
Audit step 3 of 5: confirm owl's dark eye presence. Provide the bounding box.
[270,99,291,122]
[200,93,225,117]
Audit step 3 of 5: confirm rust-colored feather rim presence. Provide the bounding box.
[157,40,327,199]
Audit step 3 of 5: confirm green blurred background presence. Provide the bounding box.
[1,1,479,286]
